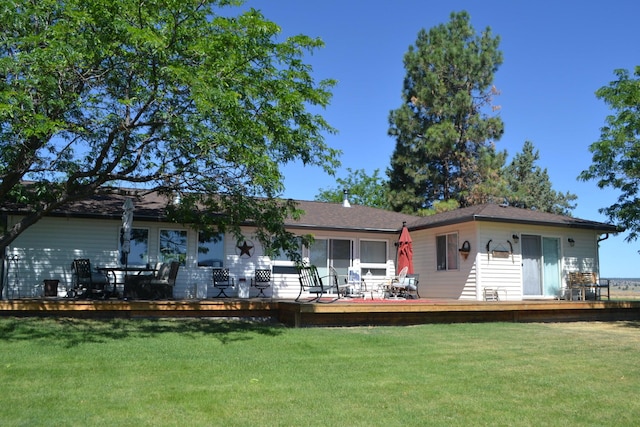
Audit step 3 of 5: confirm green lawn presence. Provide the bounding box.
[0,318,638,426]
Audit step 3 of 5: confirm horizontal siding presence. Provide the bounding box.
[412,222,478,300]
[4,217,400,300]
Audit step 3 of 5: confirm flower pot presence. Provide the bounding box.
[43,279,59,297]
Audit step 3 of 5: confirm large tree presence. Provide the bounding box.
[0,0,338,256]
[505,141,577,215]
[315,168,390,209]
[387,11,504,213]
[579,67,640,240]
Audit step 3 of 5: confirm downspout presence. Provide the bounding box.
[596,233,610,281]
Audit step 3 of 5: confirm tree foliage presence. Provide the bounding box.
[504,141,577,215]
[387,11,504,213]
[579,67,640,240]
[315,168,390,209]
[0,0,339,256]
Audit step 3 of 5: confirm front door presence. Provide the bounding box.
[522,234,561,297]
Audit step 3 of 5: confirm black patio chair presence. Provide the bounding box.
[212,268,234,298]
[251,269,272,298]
[70,258,108,299]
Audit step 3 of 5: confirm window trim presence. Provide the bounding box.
[158,228,188,265]
[436,232,459,271]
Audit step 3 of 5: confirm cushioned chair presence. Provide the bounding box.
[251,269,272,298]
[386,266,409,299]
[124,262,179,299]
[212,268,234,298]
[147,261,179,299]
[70,258,108,299]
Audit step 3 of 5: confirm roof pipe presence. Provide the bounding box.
[342,189,351,208]
[597,233,609,243]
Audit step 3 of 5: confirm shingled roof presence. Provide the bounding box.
[407,203,619,233]
[287,200,417,233]
[2,190,618,234]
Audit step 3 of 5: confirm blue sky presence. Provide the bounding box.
[239,0,639,278]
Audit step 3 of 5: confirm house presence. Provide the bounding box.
[408,203,618,300]
[1,191,617,301]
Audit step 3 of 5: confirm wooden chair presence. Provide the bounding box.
[296,265,339,302]
[567,272,602,301]
[212,268,234,298]
[251,269,272,298]
[70,258,108,299]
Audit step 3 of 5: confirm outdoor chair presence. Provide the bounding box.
[124,262,179,299]
[69,258,109,299]
[147,261,179,299]
[332,266,352,298]
[296,265,339,303]
[251,269,272,298]
[396,273,420,299]
[212,268,234,298]
[386,266,408,299]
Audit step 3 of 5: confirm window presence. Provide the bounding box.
[159,229,187,265]
[360,240,386,263]
[309,238,351,278]
[272,237,303,275]
[120,228,149,266]
[437,233,458,271]
[197,232,224,267]
[360,240,388,276]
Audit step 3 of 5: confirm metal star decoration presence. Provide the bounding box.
[236,241,254,258]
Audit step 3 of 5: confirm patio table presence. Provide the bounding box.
[97,266,156,298]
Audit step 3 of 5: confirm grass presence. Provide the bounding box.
[0,318,639,426]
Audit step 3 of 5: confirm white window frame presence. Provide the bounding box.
[159,228,188,265]
[197,231,225,268]
[437,232,459,271]
[359,239,388,277]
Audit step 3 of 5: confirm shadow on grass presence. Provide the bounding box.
[619,320,640,329]
[0,317,285,348]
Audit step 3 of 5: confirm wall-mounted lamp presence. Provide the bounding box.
[568,237,575,247]
[459,240,471,260]
[512,234,519,243]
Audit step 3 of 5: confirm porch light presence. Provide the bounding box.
[512,234,519,243]
[459,240,471,260]
[568,237,575,247]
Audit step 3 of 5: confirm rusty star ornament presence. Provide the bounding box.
[236,240,254,258]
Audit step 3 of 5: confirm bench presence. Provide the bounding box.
[296,265,340,303]
[567,272,610,301]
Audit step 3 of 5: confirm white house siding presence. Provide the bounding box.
[476,223,523,301]
[5,216,121,297]
[3,217,400,300]
[412,222,478,300]
[411,220,605,301]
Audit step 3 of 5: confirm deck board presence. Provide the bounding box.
[1,298,639,326]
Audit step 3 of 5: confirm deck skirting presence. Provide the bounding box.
[1,299,639,327]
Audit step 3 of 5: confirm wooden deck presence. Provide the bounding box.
[2,297,640,327]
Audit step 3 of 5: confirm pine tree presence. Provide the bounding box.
[387,11,504,213]
[505,141,577,215]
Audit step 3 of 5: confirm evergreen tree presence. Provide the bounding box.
[504,141,577,215]
[387,11,504,213]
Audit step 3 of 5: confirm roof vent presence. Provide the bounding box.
[342,189,351,208]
